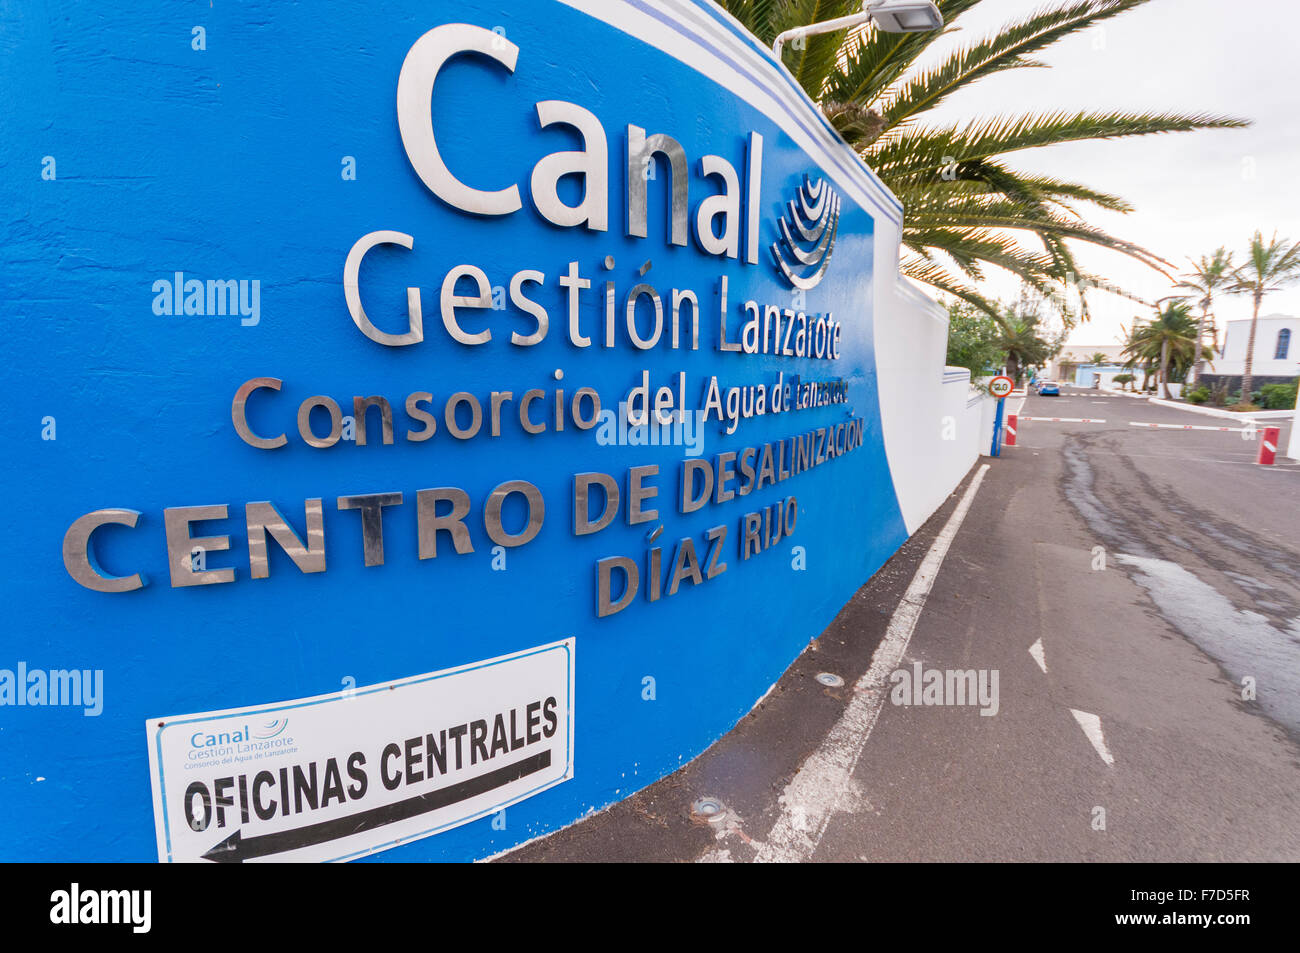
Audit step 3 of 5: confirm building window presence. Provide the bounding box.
[1276,328,1292,361]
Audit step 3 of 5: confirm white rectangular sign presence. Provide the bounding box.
[146,639,574,862]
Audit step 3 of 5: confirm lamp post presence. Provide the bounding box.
[772,0,943,58]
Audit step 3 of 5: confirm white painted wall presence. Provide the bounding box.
[1093,370,1185,396]
[1289,387,1300,461]
[875,277,990,533]
[1214,315,1299,378]
[1095,370,1136,390]
[1051,344,1126,379]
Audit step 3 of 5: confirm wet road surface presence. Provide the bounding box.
[503,387,1300,862]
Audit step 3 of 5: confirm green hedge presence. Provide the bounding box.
[1260,378,1299,410]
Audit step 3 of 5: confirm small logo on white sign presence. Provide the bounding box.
[146,639,574,862]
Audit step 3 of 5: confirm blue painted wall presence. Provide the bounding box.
[1074,364,1126,386]
[0,0,911,860]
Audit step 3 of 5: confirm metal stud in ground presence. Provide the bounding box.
[815,672,844,688]
[690,798,727,823]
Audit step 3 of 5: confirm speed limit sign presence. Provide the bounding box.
[988,376,1014,398]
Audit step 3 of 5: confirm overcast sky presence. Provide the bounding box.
[908,0,1300,347]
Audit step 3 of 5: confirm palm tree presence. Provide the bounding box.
[1088,351,1109,365]
[1228,231,1300,403]
[1120,322,1155,391]
[1122,301,1206,398]
[1123,319,1154,390]
[1057,350,1079,380]
[996,307,1059,385]
[1174,247,1234,385]
[722,0,1247,322]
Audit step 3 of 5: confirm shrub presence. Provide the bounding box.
[1186,386,1210,404]
[1260,378,1299,410]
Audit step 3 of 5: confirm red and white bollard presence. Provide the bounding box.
[1005,414,1017,447]
[1257,426,1281,465]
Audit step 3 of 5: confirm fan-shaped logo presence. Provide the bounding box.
[251,718,288,740]
[770,175,840,290]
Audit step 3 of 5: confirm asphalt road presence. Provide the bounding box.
[505,386,1300,862]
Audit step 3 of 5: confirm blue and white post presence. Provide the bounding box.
[988,376,1014,457]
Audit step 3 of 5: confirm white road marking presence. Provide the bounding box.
[1129,422,1254,433]
[1069,709,1115,765]
[1029,638,1047,673]
[697,848,733,863]
[1019,417,1106,423]
[750,464,991,863]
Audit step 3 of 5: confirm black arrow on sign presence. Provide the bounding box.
[202,748,553,862]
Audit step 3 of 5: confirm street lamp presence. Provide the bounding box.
[772,1,943,58]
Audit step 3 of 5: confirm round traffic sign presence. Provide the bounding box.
[989,376,1014,398]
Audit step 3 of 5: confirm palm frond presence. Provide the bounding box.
[907,227,1060,294]
[876,0,1151,130]
[823,0,984,108]
[1014,174,1134,214]
[725,0,784,43]
[868,111,1249,178]
[914,203,1173,274]
[900,254,1002,318]
[719,0,1253,318]
[774,0,861,94]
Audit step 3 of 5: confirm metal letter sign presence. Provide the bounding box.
[1,1,923,860]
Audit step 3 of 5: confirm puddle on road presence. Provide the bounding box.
[1116,554,1300,733]
[1061,433,1300,735]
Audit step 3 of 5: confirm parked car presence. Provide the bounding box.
[1036,380,1060,396]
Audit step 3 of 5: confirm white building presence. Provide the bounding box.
[1048,343,1125,381]
[1210,314,1297,382]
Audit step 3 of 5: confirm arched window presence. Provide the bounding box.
[1276,328,1292,360]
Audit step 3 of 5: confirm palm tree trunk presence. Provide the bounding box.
[1240,292,1261,402]
[1191,304,1208,385]
[1160,338,1171,399]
